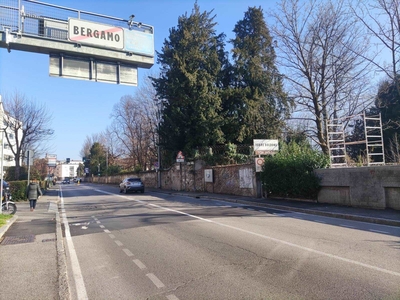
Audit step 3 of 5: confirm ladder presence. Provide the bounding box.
[364,112,385,166]
[327,120,347,167]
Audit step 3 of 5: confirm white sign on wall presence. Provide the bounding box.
[239,168,253,188]
[253,139,279,155]
[68,18,124,49]
[204,169,213,183]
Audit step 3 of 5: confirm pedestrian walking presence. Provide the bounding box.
[26,179,42,212]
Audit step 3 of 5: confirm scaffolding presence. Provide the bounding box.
[327,112,385,167]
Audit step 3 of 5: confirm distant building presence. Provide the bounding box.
[0,99,23,172]
[54,159,81,179]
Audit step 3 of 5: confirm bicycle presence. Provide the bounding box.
[1,184,16,215]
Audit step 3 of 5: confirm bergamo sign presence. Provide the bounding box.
[68,18,124,49]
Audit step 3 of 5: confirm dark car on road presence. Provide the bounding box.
[119,177,144,194]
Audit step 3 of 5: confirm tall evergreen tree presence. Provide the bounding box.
[375,75,400,162]
[225,6,291,144]
[152,3,225,157]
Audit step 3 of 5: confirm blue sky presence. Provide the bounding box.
[0,0,277,162]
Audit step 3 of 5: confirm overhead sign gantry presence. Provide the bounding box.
[0,0,154,86]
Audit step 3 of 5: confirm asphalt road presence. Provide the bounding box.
[60,184,400,300]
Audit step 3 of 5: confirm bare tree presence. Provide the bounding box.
[271,0,374,153]
[2,91,53,180]
[351,0,400,93]
[79,133,107,159]
[109,74,159,171]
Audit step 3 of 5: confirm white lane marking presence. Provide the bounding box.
[166,294,180,300]
[96,221,101,224]
[340,224,355,228]
[104,229,111,234]
[99,225,105,229]
[314,220,326,224]
[272,213,286,217]
[109,234,115,239]
[115,240,123,246]
[82,226,88,230]
[60,189,88,300]
[122,249,134,257]
[96,190,400,278]
[370,229,389,234]
[146,273,165,288]
[133,259,147,270]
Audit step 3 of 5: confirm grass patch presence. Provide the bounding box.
[0,214,13,227]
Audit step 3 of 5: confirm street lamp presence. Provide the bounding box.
[154,97,163,189]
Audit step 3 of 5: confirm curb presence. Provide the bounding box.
[0,214,18,240]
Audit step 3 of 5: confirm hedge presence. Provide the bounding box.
[260,141,329,200]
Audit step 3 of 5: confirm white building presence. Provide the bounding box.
[54,159,82,180]
[0,98,23,171]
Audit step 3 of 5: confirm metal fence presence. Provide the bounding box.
[0,0,150,40]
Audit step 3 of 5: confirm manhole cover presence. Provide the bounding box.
[1,235,35,245]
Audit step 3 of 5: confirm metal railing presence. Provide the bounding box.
[0,0,152,40]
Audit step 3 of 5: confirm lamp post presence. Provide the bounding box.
[154,98,163,189]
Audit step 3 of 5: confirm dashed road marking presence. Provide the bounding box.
[99,225,105,229]
[133,259,147,270]
[166,294,180,300]
[104,229,111,233]
[96,221,101,224]
[122,249,134,257]
[108,234,115,239]
[115,240,123,246]
[97,189,400,278]
[146,273,165,288]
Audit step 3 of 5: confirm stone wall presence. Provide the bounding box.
[315,165,400,210]
[89,162,257,198]
[88,163,400,210]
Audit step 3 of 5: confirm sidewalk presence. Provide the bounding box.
[0,188,68,300]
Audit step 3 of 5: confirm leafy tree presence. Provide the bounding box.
[225,6,291,144]
[88,142,106,176]
[374,75,400,162]
[152,3,225,157]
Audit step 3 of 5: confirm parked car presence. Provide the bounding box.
[119,178,144,194]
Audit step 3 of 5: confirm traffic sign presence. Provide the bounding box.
[176,151,185,163]
[255,157,265,172]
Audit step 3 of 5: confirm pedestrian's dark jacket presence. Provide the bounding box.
[26,182,42,200]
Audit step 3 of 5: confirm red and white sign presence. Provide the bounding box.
[176,151,185,163]
[68,18,124,49]
[255,157,265,173]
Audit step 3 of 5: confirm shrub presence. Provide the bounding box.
[260,141,329,200]
[9,181,28,201]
